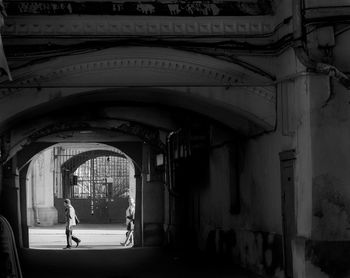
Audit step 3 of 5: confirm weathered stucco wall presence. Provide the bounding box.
[310,30,350,241]
[310,77,350,241]
[26,148,58,226]
[190,124,288,277]
[142,144,164,246]
[306,72,350,277]
[188,49,314,277]
[292,28,350,278]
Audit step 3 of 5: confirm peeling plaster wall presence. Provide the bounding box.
[239,133,284,233]
[191,125,288,277]
[310,75,350,241]
[142,144,165,246]
[26,148,58,226]
[188,49,314,277]
[305,31,350,277]
[306,240,350,278]
[305,260,329,278]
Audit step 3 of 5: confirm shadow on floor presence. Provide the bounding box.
[20,247,262,278]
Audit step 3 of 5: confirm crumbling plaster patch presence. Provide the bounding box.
[306,261,329,278]
[313,174,350,240]
[204,229,284,277]
[306,241,350,278]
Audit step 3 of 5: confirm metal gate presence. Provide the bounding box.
[53,147,133,224]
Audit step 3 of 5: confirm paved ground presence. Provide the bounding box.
[29,224,131,249]
[25,224,262,278]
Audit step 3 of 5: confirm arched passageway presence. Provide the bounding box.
[3,0,349,276]
[0,46,286,278]
[0,47,276,140]
[8,138,145,248]
[25,143,138,249]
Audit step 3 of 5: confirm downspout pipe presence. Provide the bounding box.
[166,131,175,194]
[166,129,181,195]
[292,0,350,89]
[293,0,314,68]
[164,129,181,246]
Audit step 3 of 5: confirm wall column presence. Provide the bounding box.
[0,156,23,247]
[134,171,142,247]
[20,164,29,247]
[30,150,58,226]
[143,144,165,246]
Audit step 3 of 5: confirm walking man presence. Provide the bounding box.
[63,198,81,249]
[121,197,135,246]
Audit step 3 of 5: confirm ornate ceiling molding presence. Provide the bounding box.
[0,56,275,103]
[4,15,274,37]
[0,47,276,134]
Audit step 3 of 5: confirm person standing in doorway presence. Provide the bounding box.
[63,198,81,249]
[121,197,135,246]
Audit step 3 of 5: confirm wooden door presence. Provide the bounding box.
[279,150,296,278]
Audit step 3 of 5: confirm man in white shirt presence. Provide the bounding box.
[121,197,135,246]
[63,199,81,249]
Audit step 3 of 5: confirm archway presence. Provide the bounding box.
[25,143,138,249]
[0,47,276,138]
[0,46,278,276]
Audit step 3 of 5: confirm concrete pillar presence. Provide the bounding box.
[19,164,29,247]
[143,179,164,246]
[135,143,165,247]
[128,161,136,201]
[0,161,3,199]
[134,171,142,247]
[0,156,23,247]
[26,170,34,226]
[143,145,165,246]
[29,149,58,226]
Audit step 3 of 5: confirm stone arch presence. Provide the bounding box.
[62,150,127,173]
[60,149,128,198]
[0,47,276,136]
[5,117,161,164]
[17,142,142,173]
[15,141,143,247]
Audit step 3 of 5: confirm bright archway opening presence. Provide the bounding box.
[26,143,136,249]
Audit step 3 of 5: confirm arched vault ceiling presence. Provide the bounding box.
[2,47,274,85]
[0,47,276,136]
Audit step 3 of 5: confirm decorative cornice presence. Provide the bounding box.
[4,1,274,16]
[0,56,276,102]
[3,15,275,37]
[304,6,350,21]
[16,58,248,83]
